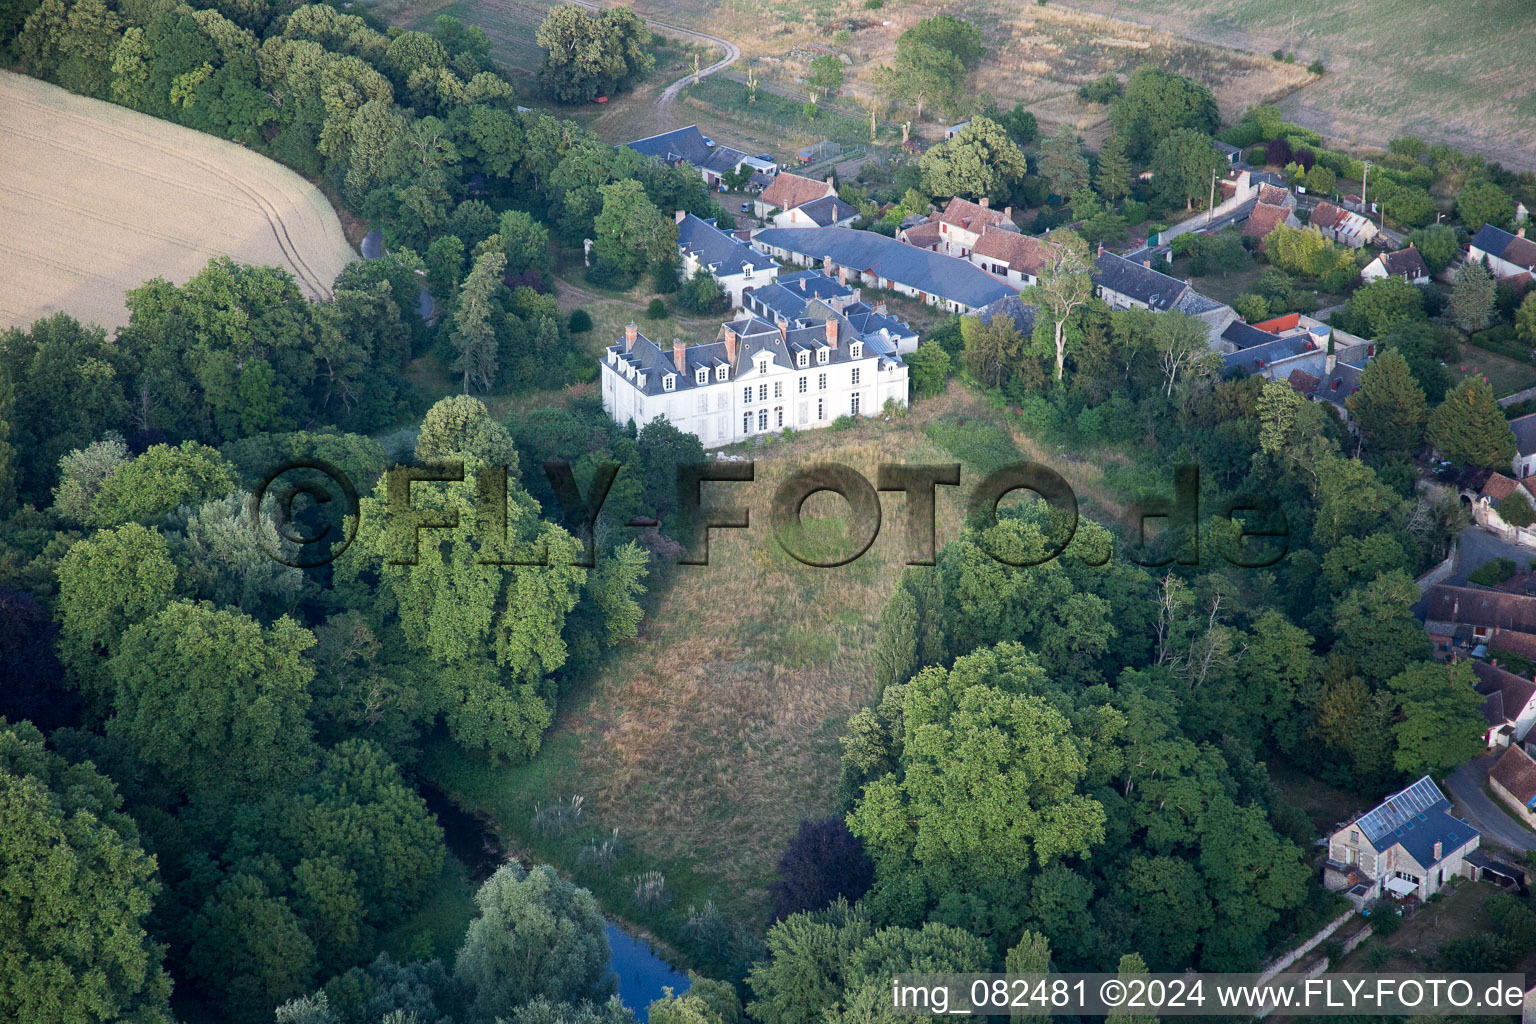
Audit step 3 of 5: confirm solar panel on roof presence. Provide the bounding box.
[1356,776,1445,842]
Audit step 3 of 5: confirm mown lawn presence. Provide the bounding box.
[1458,345,1536,400]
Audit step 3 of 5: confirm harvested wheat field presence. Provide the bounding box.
[0,72,357,333]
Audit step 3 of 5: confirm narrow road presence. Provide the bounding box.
[1445,755,1536,853]
[568,0,740,129]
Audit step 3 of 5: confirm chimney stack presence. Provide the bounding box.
[800,277,807,292]
[675,210,687,224]
[979,197,989,208]
[839,267,848,286]
[1004,206,1013,220]
[823,255,833,273]
[779,320,787,344]
[825,318,838,348]
[1098,241,1104,257]
[1434,841,1443,862]
[673,338,686,373]
[625,322,638,351]
[825,175,835,186]
[1143,259,1151,268]
[723,325,738,364]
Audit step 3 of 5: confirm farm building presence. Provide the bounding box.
[626,125,774,188]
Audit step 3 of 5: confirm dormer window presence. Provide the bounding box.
[796,350,808,368]
[696,368,708,385]
[817,348,829,365]
[716,365,728,381]
[850,342,863,358]
[663,374,676,391]
[757,358,769,374]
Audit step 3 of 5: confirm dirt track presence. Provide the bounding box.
[0,72,357,333]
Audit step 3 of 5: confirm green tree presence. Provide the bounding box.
[108,601,317,799]
[806,54,843,103]
[416,393,520,470]
[1150,129,1225,210]
[189,873,318,1024]
[499,210,552,276]
[1450,258,1496,332]
[455,863,613,1022]
[426,234,467,299]
[1517,291,1536,346]
[897,14,984,70]
[535,4,653,103]
[1025,229,1094,382]
[1427,375,1516,468]
[1332,572,1431,686]
[918,117,1029,202]
[0,718,173,1024]
[1039,125,1090,197]
[1110,64,1219,160]
[1388,661,1487,775]
[451,248,507,394]
[1407,224,1459,274]
[1347,276,1425,339]
[1346,348,1427,455]
[1457,181,1515,231]
[1106,953,1158,1024]
[961,313,1026,389]
[1094,131,1132,203]
[905,341,952,397]
[592,179,676,278]
[891,42,963,122]
[87,441,236,528]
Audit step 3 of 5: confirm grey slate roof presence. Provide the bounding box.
[1471,224,1536,272]
[1221,333,1319,375]
[1511,413,1536,457]
[748,270,853,321]
[627,125,749,176]
[1093,251,1191,311]
[976,294,1038,337]
[1221,319,1279,350]
[1312,362,1365,408]
[795,194,858,226]
[752,227,1015,309]
[1354,776,1476,870]
[678,213,776,274]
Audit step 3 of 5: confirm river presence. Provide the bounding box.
[419,783,692,1020]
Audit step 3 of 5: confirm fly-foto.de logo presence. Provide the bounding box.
[251,459,1289,570]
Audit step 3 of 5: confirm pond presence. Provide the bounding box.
[418,783,692,1019]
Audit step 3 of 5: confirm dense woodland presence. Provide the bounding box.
[5,0,1536,1022]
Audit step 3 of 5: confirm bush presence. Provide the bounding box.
[1497,495,1536,529]
[1371,906,1402,938]
[584,261,635,290]
[1469,557,1518,586]
[646,298,667,320]
[1307,59,1325,75]
[568,308,593,333]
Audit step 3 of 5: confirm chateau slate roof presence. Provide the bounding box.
[752,227,1015,309]
[677,213,776,274]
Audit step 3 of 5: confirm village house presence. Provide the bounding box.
[753,172,839,223]
[1470,471,1536,540]
[1468,223,1536,283]
[968,229,1058,288]
[934,196,1017,258]
[1490,745,1536,828]
[774,193,859,229]
[1472,660,1536,750]
[600,307,909,447]
[1242,184,1301,248]
[1508,413,1536,478]
[1423,583,1536,654]
[1325,776,1480,902]
[675,212,778,308]
[1093,249,1239,345]
[750,227,1016,313]
[1310,200,1379,248]
[1361,246,1430,285]
[626,125,775,188]
[896,217,942,251]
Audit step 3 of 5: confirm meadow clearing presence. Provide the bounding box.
[1060,0,1536,171]
[0,72,357,333]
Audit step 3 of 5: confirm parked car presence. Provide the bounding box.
[740,202,752,213]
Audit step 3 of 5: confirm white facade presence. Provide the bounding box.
[601,319,909,448]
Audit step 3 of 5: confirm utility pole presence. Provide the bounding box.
[693,53,701,85]
[1361,160,1370,225]
[1206,168,1218,226]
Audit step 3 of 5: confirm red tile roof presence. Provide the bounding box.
[937,196,1011,233]
[1253,312,1302,334]
[1492,630,1536,661]
[972,229,1056,274]
[898,221,942,249]
[1311,201,1347,229]
[1491,744,1536,804]
[1257,183,1292,206]
[759,172,835,212]
[1243,203,1291,242]
[1485,472,1522,501]
[1287,368,1321,395]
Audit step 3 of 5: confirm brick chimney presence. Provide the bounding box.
[979,197,989,208]
[1004,206,1013,220]
[839,267,848,286]
[625,322,638,351]
[823,255,833,273]
[675,210,687,224]
[673,337,686,372]
[1143,259,1152,268]
[1097,241,1104,257]
[723,325,738,364]
[825,318,838,348]
[779,320,787,344]
[1433,840,1443,862]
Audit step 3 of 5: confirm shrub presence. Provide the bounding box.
[1497,495,1536,529]
[568,308,593,333]
[645,298,667,320]
[1469,557,1519,586]
[1371,906,1402,937]
[768,818,875,920]
[865,0,883,8]
[1307,59,1325,75]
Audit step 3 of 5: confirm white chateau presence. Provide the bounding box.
[601,298,910,447]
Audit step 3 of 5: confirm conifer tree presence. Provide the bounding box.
[1094,132,1132,203]
[1426,375,1516,469]
[1346,348,1427,455]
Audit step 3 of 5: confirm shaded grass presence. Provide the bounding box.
[380,854,479,963]
[1459,345,1536,401]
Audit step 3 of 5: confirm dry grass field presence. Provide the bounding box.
[1060,0,1536,170]
[0,72,357,333]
